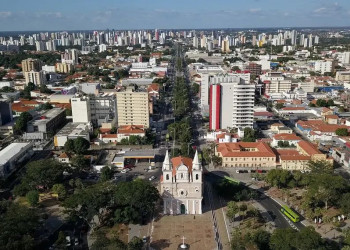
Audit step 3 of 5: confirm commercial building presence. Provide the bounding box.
[54,122,91,147]
[71,96,91,123]
[71,94,117,127]
[216,142,277,169]
[24,71,46,85]
[261,72,292,97]
[21,58,43,72]
[24,108,66,140]
[209,76,255,130]
[314,60,335,74]
[61,49,79,64]
[80,82,101,95]
[244,63,262,76]
[161,151,203,215]
[0,142,33,179]
[0,99,13,125]
[336,71,350,82]
[116,86,150,128]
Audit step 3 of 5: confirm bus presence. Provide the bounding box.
[224,176,241,185]
[280,205,300,223]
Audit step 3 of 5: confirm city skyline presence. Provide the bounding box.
[1,0,350,31]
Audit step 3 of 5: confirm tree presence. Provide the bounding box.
[55,231,66,248]
[340,193,350,215]
[52,184,67,200]
[232,66,240,71]
[252,230,271,250]
[64,139,75,153]
[0,201,40,249]
[308,102,316,107]
[336,128,349,136]
[39,84,52,94]
[275,103,285,109]
[70,154,90,172]
[110,127,117,134]
[316,99,327,107]
[73,137,90,154]
[191,83,200,95]
[15,159,66,194]
[269,228,297,250]
[212,155,222,167]
[26,190,39,206]
[100,166,113,182]
[295,227,324,250]
[307,160,333,174]
[14,111,33,134]
[339,106,346,113]
[128,236,143,250]
[242,127,256,142]
[226,201,239,221]
[307,173,346,210]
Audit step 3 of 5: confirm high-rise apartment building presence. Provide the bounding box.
[24,71,46,85]
[22,58,43,72]
[209,77,255,130]
[116,87,150,128]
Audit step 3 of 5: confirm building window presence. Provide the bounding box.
[196,174,199,180]
[181,173,183,179]
[166,174,169,180]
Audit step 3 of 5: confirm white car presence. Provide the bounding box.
[121,169,127,174]
[149,176,156,181]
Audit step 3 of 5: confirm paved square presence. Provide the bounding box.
[142,212,216,250]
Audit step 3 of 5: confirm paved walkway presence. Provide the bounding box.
[141,214,216,250]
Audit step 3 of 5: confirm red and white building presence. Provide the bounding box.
[209,84,221,130]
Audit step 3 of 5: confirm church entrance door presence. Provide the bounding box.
[180,204,186,214]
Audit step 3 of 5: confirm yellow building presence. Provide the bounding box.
[22,58,43,72]
[116,87,150,128]
[278,140,333,171]
[56,63,74,73]
[216,142,277,169]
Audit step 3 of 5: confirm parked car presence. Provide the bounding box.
[149,176,156,181]
[65,236,71,247]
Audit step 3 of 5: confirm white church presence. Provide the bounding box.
[160,150,203,215]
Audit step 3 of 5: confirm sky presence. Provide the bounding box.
[0,0,350,31]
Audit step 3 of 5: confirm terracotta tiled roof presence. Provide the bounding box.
[274,133,301,141]
[280,155,311,161]
[325,115,338,119]
[297,120,349,133]
[101,134,118,138]
[118,125,145,134]
[298,141,322,156]
[217,142,276,158]
[171,156,193,176]
[58,152,71,159]
[11,103,34,113]
[147,83,160,92]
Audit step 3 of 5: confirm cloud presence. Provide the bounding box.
[35,12,62,18]
[0,12,12,18]
[248,8,261,13]
[313,7,326,13]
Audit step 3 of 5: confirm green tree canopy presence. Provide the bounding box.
[336,128,349,136]
[242,127,256,142]
[0,201,40,249]
[26,190,39,206]
[100,166,113,182]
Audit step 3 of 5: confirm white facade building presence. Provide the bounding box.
[315,60,335,74]
[161,151,203,215]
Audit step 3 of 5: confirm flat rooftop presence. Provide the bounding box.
[124,150,156,159]
[56,122,90,137]
[0,142,31,165]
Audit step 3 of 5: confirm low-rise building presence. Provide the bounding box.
[272,133,302,147]
[54,123,91,147]
[216,142,277,169]
[0,142,33,179]
[24,108,66,140]
[277,140,332,171]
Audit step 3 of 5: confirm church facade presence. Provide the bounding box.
[160,150,203,215]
